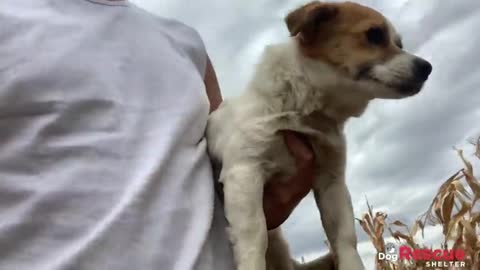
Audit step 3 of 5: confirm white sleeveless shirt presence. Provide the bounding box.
[0,0,234,269]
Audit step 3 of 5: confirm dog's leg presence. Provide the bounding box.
[313,174,364,270]
[266,228,294,270]
[223,164,268,270]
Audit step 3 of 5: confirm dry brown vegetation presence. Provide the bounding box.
[359,138,480,270]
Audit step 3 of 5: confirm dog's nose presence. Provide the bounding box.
[413,58,432,81]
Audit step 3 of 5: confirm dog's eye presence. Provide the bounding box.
[366,27,386,45]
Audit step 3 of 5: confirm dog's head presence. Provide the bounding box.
[285,1,432,99]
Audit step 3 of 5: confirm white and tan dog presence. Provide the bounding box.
[206,1,432,270]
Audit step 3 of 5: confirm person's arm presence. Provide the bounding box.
[203,55,315,230]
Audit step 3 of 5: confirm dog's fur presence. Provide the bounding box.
[206,2,432,270]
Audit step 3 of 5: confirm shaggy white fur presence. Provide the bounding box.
[207,40,367,270]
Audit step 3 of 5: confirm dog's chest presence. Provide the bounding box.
[303,112,346,175]
[265,112,346,181]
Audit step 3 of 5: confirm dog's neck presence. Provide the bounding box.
[248,40,373,125]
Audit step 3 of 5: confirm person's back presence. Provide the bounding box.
[0,0,234,269]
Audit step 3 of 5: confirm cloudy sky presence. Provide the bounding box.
[130,0,480,268]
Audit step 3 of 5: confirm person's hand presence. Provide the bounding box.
[263,131,315,230]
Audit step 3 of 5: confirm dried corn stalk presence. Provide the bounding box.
[359,139,480,270]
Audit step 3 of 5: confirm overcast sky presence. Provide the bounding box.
[131,0,480,268]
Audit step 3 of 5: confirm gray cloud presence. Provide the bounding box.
[132,0,480,264]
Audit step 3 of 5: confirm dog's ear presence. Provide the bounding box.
[285,2,339,45]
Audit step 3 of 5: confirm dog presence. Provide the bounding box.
[206,1,432,270]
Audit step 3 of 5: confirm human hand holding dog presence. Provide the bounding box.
[263,131,315,230]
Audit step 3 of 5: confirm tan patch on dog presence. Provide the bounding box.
[285,1,402,77]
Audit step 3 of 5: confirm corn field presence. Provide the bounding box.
[358,138,480,270]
